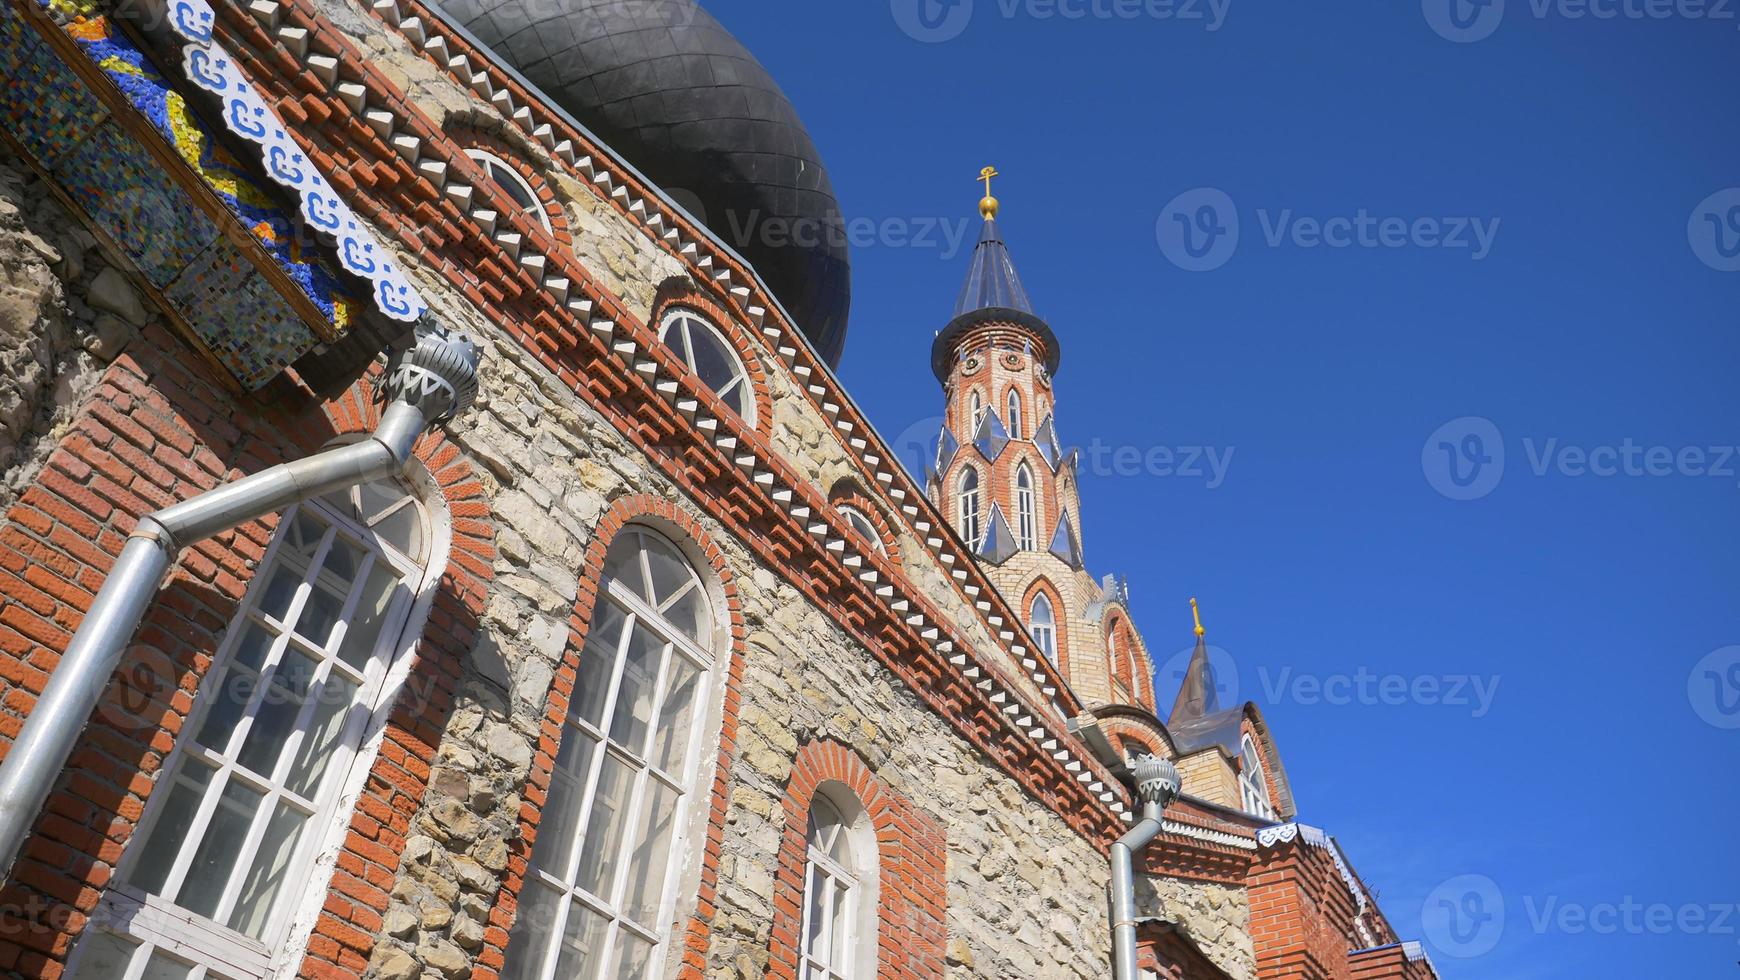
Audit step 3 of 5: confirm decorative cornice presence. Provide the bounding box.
[1257,822,1369,919]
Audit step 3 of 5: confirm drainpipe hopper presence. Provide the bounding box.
[1110,754,1182,980]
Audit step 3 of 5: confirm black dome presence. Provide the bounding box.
[434,0,851,366]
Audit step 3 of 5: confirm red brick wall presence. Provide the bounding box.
[1247,837,1361,980]
[766,740,947,980]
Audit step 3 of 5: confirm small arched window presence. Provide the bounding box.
[465,147,552,234]
[501,525,719,980]
[659,307,756,425]
[1015,464,1036,550]
[957,468,982,548]
[1006,388,1023,440]
[837,505,886,557]
[800,791,876,980]
[73,476,439,977]
[1239,734,1277,820]
[967,390,984,435]
[1029,593,1057,667]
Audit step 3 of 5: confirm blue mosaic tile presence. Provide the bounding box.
[0,2,33,79]
[2,26,104,167]
[166,241,319,389]
[55,121,219,287]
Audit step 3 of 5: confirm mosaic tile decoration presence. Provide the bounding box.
[1,0,31,77]
[55,121,221,287]
[166,240,320,388]
[51,5,359,331]
[1,11,107,168]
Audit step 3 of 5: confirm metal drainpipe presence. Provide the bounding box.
[1110,754,1182,980]
[0,323,480,880]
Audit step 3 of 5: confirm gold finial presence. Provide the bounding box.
[978,165,1000,220]
[1190,597,1205,637]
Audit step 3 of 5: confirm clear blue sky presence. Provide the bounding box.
[707,1,1738,975]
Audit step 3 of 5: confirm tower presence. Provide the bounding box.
[929,170,1142,710]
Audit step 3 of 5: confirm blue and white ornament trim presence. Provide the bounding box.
[168,0,424,323]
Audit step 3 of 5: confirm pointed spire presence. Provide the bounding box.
[1170,599,1223,725]
[954,168,1034,318]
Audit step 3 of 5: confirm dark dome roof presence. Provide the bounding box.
[434,0,851,365]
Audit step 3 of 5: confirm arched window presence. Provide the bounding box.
[1109,624,1133,702]
[838,505,886,557]
[465,147,552,234]
[1006,388,1023,440]
[1029,593,1057,667]
[502,526,718,980]
[800,790,876,980]
[1239,734,1277,821]
[71,476,439,977]
[957,468,982,548]
[967,390,984,435]
[659,307,756,424]
[1015,464,1036,551]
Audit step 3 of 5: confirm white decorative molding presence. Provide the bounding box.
[1257,823,1369,918]
[1164,820,1258,852]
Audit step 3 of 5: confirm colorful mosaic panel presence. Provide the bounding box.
[55,121,221,287]
[1,0,30,77]
[166,241,319,388]
[0,12,106,168]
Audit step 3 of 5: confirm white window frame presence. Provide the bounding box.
[465,147,553,234]
[836,505,886,557]
[500,526,723,980]
[1014,463,1036,551]
[798,787,877,980]
[657,307,757,426]
[69,470,448,980]
[957,468,982,548]
[1028,593,1057,667]
[967,390,984,435]
[1239,734,1277,821]
[1006,388,1022,440]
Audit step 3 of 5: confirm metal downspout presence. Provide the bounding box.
[1111,755,1182,980]
[0,324,480,879]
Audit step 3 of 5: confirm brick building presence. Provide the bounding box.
[0,0,1447,977]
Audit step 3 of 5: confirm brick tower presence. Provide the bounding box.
[929,170,1150,711]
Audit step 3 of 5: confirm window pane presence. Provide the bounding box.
[196,662,261,754]
[258,564,305,624]
[179,776,264,918]
[501,878,564,980]
[356,479,404,525]
[317,533,365,587]
[296,579,347,649]
[685,322,738,393]
[620,778,678,928]
[227,800,306,938]
[339,561,400,670]
[372,501,424,559]
[533,728,598,872]
[642,535,692,608]
[648,657,699,774]
[285,671,360,798]
[573,752,632,897]
[602,540,648,602]
[803,872,828,956]
[68,929,141,978]
[140,951,198,980]
[830,881,849,965]
[128,760,215,895]
[609,929,655,980]
[661,587,707,646]
[575,602,626,728]
[259,512,326,620]
[607,623,663,755]
[237,649,319,778]
[551,901,609,980]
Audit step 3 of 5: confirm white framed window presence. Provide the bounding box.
[967,390,984,435]
[1006,389,1022,440]
[1014,464,1036,551]
[837,505,886,557]
[1028,593,1057,667]
[799,789,876,980]
[658,308,756,425]
[69,476,442,980]
[465,147,552,234]
[957,468,982,548]
[501,526,718,980]
[1239,734,1277,821]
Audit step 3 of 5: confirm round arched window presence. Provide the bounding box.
[837,505,886,557]
[464,148,552,234]
[658,308,755,424]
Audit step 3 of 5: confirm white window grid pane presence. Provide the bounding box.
[81,486,431,978]
[658,310,754,425]
[508,534,715,980]
[799,841,856,980]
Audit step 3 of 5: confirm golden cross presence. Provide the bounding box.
[979,166,999,198]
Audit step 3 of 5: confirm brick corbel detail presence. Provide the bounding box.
[766,740,946,980]
[1247,837,1361,980]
